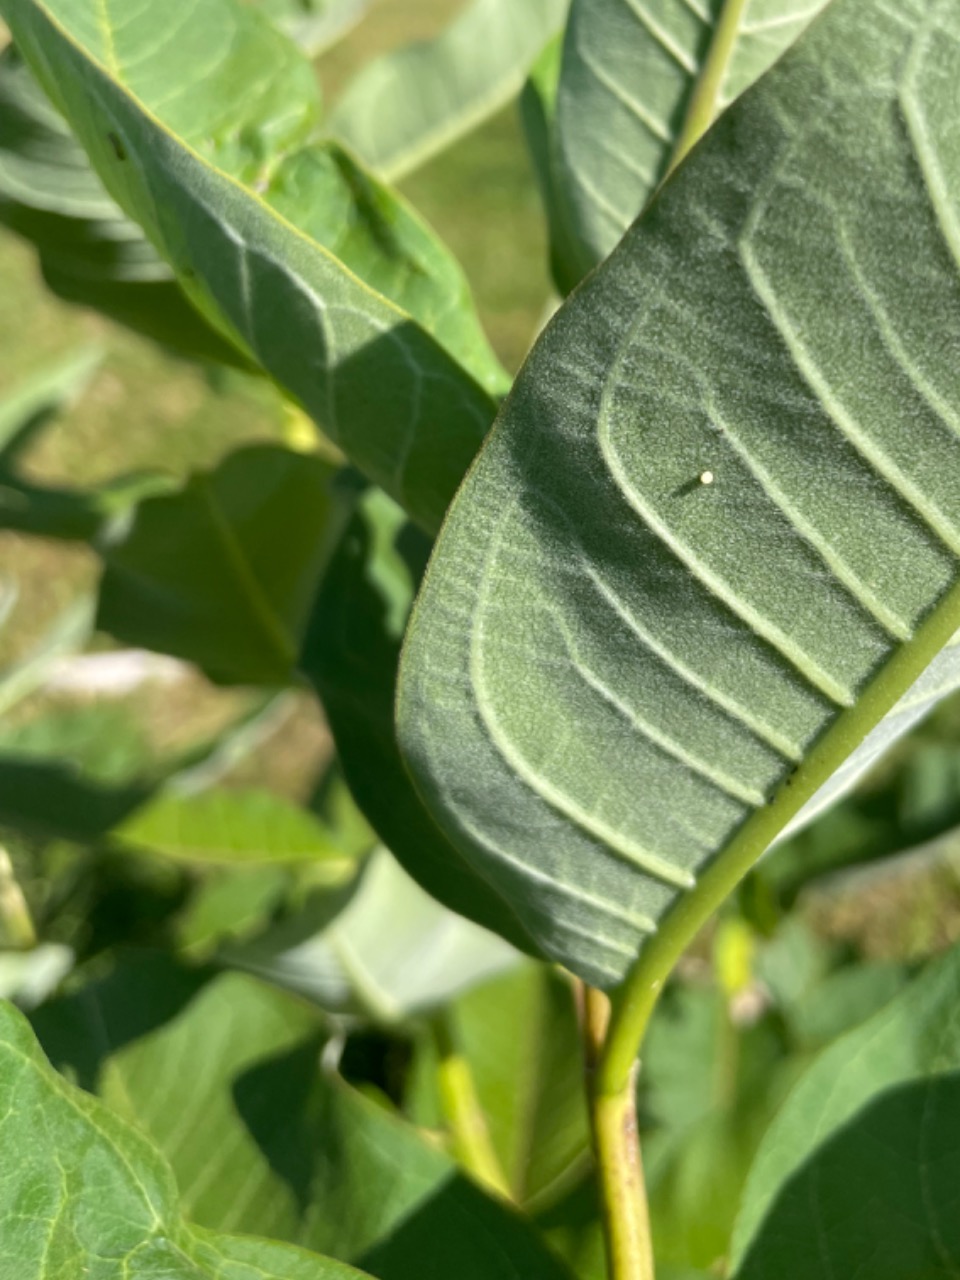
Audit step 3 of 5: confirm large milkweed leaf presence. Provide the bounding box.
[730,946,960,1278]
[398,0,960,986]
[300,486,542,957]
[1,0,505,531]
[329,0,569,181]
[29,953,574,1280]
[0,995,371,1280]
[0,46,246,365]
[554,0,830,281]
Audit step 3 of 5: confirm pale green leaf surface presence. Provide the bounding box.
[730,946,960,1277]
[0,46,244,364]
[411,965,590,1207]
[115,787,350,866]
[555,0,830,277]
[227,847,518,1021]
[29,954,573,1279]
[398,0,960,985]
[31,957,326,1240]
[2,0,503,530]
[0,993,368,1280]
[329,0,569,181]
[98,445,344,686]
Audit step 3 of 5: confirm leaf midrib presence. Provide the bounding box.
[196,478,296,677]
[668,0,752,175]
[23,0,464,337]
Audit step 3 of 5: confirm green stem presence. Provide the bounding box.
[667,0,750,177]
[579,984,654,1280]
[432,1014,512,1199]
[601,574,960,1100]
[0,847,37,950]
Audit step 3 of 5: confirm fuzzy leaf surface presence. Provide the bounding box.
[399,0,960,985]
[554,0,830,278]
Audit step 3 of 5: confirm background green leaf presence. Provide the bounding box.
[0,994,368,1279]
[407,964,590,1207]
[115,786,352,866]
[227,847,519,1021]
[98,445,344,686]
[301,486,542,957]
[398,0,960,984]
[330,0,569,180]
[731,944,960,1278]
[30,952,574,1279]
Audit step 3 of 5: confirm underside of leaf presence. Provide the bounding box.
[398,0,960,986]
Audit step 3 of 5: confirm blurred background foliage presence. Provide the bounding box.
[3,3,960,1277]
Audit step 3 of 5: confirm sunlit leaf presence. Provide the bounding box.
[330,0,569,180]
[30,953,574,1279]
[0,995,369,1279]
[2,0,506,530]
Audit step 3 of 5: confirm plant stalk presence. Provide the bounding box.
[0,847,37,950]
[579,984,654,1280]
[432,1013,512,1199]
[667,0,750,177]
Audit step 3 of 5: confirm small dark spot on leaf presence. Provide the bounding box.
[107,131,127,162]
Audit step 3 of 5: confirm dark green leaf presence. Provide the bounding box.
[301,486,542,956]
[398,0,960,984]
[519,34,583,297]
[305,1070,576,1280]
[731,945,960,1278]
[99,445,346,686]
